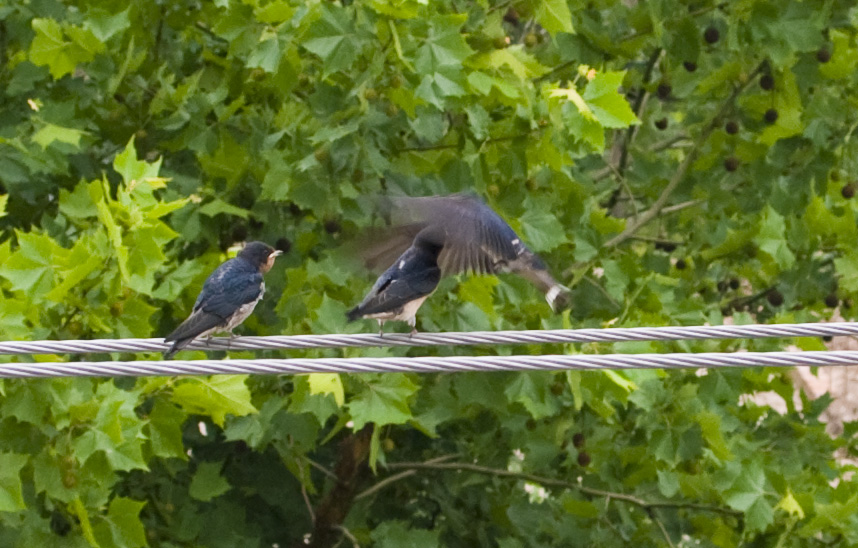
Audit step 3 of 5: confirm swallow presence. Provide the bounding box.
[347,227,443,336]
[163,241,282,358]
[361,193,571,312]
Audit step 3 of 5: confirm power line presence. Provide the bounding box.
[2,351,858,379]
[0,322,855,356]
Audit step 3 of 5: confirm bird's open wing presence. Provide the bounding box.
[389,194,522,276]
[361,194,572,311]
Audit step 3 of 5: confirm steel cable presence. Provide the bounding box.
[1,322,856,356]
[1,351,857,378]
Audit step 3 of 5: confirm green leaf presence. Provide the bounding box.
[152,260,206,301]
[835,252,858,292]
[560,493,600,518]
[113,137,163,185]
[776,489,805,518]
[247,34,282,73]
[725,462,774,532]
[89,179,130,284]
[0,453,28,511]
[289,377,340,425]
[303,5,361,74]
[536,0,575,35]
[31,123,86,149]
[371,520,440,548]
[73,496,100,547]
[84,8,131,42]
[414,15,474,74]
[29,19,77,79]
[0,194,6,218]
[189,461,231,502]
[657,469,680,498]
[93,497,147,548]
[147,400,188,460]
[172,376,258,427]
[348,374,419,430]
[308,374,345,407]
[695,411,732,460]
[0,230,63,299]
[820,30,858,79]
[255,2,295,24]
[504,372,560,419]
[199,198,250,219]
[583,71,639,128]
[755,206,795,271]
[518,206,568,252]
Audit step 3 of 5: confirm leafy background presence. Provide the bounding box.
[2,0,858,546]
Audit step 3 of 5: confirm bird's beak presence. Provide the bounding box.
[263,250,282,273]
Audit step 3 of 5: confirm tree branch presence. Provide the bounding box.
[659,199,703,215]
[604,48,663,212]
[628,235,684,246]
[297,426,374,548]
[396,131,538,154]
[356,454,459,501]
[604,63,765,249]
[383,460,742,518]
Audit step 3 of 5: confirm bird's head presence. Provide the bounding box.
[239,241,282,273]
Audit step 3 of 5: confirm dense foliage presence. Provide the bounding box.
[2,0,858,546]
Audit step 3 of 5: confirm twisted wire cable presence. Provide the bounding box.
[0,322,856,356]
[2,351,858,378]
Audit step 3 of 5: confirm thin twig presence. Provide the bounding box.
[333,525,360,548]
[604,63,765,248]
[355,470,417,501]
[535,59,578,83]
[650,134,692,153]
[384,461,742,517]
[725,287,774,312]
[660,200,703,215]
[583,276,621,309]
[305,457,339,480]
[301,483,316,524]
[621,48,663,169]
[629,235,683,246]
[356,454,459,501]
[652,509,676,548]
[396,131,537,154]
[194,21,227,43]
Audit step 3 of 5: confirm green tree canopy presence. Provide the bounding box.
[1,0,858,546]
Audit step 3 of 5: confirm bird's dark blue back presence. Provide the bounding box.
[194,256,263,319]
[354,245,440,316]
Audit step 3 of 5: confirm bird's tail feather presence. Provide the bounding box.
[346,307,362,322]
[163,311,223,358]
[163,339,189,359]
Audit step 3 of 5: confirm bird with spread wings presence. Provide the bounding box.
[348,194,571,335]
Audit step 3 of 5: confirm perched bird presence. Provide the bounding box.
[347,227,443,336]
[349,193,571,334]
[163,241,281,358]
